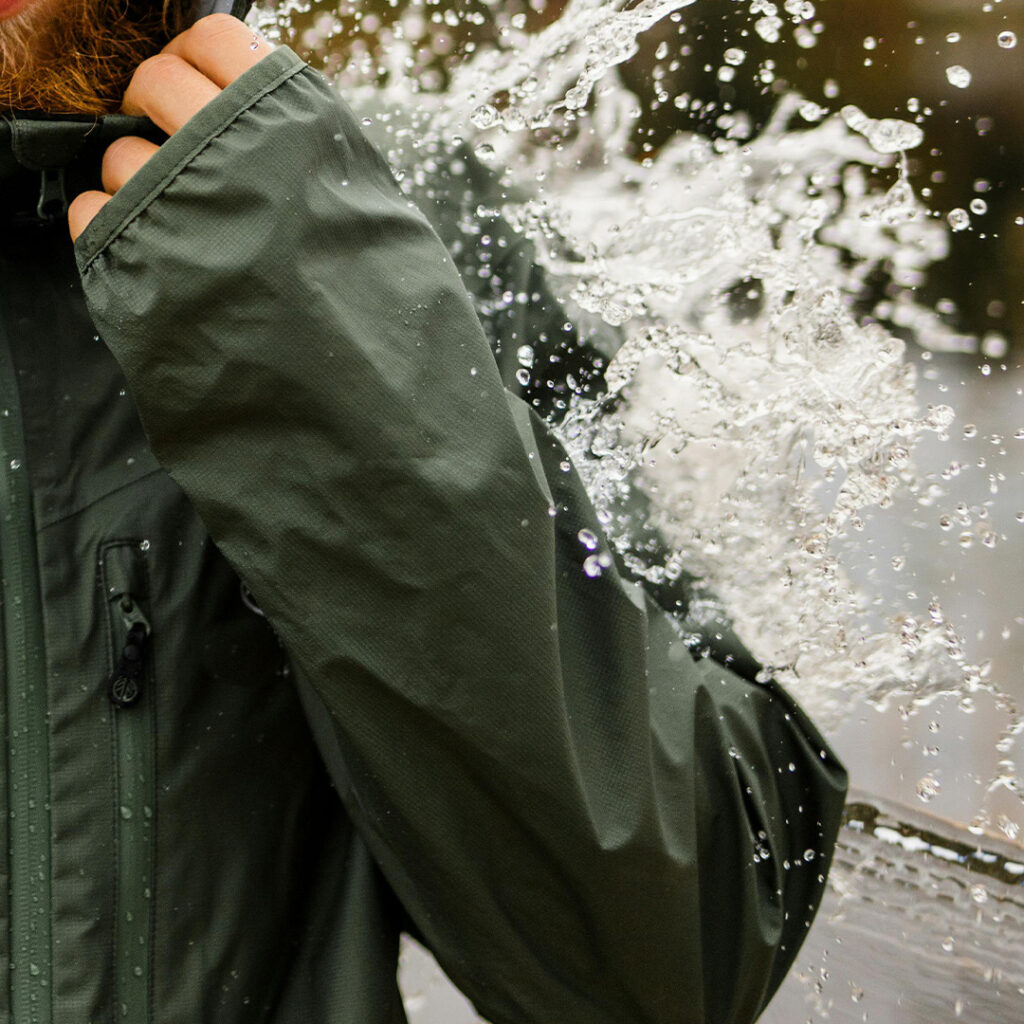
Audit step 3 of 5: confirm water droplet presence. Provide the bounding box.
[998,815,1020,840]
[941,935,955,952]
[516,345,534,366]
[502,107,526,132]
[970,883,989,904]
[916,773,941,802]
[841,106,923,153]
[982,333,1008,358]
[783,0,814,17]
[945,65,972,89]
[723,47,746,66]
[970,198,988,215]
[947,208,971,231]
[946,32,961,44]
[998,31,1017,49]
[250,34,261,51]
[120,806,133,820]
[577,528,599,551]
[799,101,828,122]
[754,16,782,43]
[139,539,150,552]
[468,103,497,130]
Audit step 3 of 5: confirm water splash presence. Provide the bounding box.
[250,0,1024,800]
[456,87,982,729]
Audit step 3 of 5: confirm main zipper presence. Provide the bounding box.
[0,312,53,1024]
[101,541,155,1024]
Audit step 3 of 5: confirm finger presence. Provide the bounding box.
[164,13,272,89]
[68,191,112,242]
[102,136,161,194]
[121,53,221,136]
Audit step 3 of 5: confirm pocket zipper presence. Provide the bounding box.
[108,596,151,707]
[100,540,155,1024]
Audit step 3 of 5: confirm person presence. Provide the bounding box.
[0,2,848,1022]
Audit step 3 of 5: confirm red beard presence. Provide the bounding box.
[0,0,191,115]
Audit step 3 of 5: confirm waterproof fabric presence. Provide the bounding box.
[0,41,846,1024]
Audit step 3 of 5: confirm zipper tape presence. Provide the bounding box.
[100,540,156,1024]
[0,308,52,1024]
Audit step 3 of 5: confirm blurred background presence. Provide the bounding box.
[271,0,1024,343]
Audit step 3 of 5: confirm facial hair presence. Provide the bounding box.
[0,0,192,116]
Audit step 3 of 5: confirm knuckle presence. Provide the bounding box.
[67,191,105,229]
[101,136,142,182]
[102,135,135,164]
[66,192,89,218]
[130,52,186,89]
[190,12,241,41]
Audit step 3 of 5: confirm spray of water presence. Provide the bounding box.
[252,0,1024,812]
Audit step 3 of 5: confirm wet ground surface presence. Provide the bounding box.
[398,788,1024,1023]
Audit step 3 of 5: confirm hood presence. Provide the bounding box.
[0,0,259,223]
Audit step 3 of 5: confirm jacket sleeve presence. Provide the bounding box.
[75,47,848,1024]
[368,118,617,422]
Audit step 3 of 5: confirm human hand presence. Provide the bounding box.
[68,14,272,242]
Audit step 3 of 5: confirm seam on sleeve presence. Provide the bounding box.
[75,47,308,273]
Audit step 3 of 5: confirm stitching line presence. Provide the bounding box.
[78,58,307,273]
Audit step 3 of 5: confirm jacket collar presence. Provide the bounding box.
[0,114,164,225]
[0,0,254,223]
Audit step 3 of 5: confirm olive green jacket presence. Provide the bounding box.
[0,41,846,1024]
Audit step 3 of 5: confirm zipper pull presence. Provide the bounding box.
[108,596,151,708]
[36,167,68,223]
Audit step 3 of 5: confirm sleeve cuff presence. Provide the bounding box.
[74,46,308,272]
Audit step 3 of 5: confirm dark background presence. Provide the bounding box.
[267,0,1024,351]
